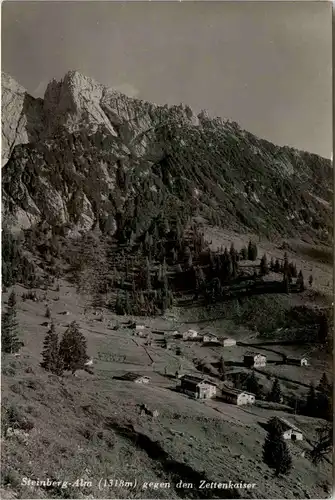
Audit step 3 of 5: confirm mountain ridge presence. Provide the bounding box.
[1,70,333,244]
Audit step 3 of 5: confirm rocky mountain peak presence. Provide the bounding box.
[2,70,332,245]
[1,72,44,165]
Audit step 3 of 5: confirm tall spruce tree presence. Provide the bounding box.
[41,323,63,375]
[145,257,152,290]
[8,290,17,308]
[58,321,89,374]
[245,370,261,398]
[318,372,330,393]
[248,241,258,261]
[306,383,317,417]
[268,377,282,403]
[297,270,305,291]
[317,372,332,420]
[218,356,226,381]
[2,291,21,354]
[240,246,248,260]
[263,417,292,476]
[310,424,332,465]
[260,254,269,276]
[318,314,329,344]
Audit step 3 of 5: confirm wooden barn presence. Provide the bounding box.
[219,386,255,406]
[243,352,267,368]
[276,417,304,441]
[221,337,237,347]
[179,375,217,399]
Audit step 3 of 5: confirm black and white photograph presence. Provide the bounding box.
[1,1,333,499]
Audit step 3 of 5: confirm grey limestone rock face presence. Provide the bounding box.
[1,70,332,244]
[1,72,44,166]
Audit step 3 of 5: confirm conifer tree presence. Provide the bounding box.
[274,259,281,273]
[58,321,89,374]
[229,243,236,260]
[297,270,305,291]
[268,377,282,403]
[124,292,130,315]
[240,246,248,260]
[318,313,329,344]
[8,290,17,308]
[2,292,21,354]
[306,383,317,417]
[317,373,330,394]
[283,253,289,278]
[260,254,269,276]
[283,275,289,294]
[290,263,298,278]
[145,257,152,290]
[218,356,226,381]
[263,417,292,476]
[41,323,63,375]
[247,241,258,261]
[310,424,332,465]
[246,371,261,398]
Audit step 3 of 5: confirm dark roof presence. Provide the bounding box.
[277,417,303,434]
[180,374,215,386]
[244,351,266,358]
[120,372,149,381]
[221,385,255,397]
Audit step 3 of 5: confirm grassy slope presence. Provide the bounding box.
[1,248,332,500]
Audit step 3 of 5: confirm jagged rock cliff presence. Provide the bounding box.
[1,72,44,166]
[2,71,333,243]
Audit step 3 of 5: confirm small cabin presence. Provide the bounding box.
[277,417,303,441]
[203,333,220,344]
[182,329,198,340]
[243,352,267,368]
[119,372,150,384]
[221,337,237,347]
[180,375,217,399]
[287,356,309,367]
[220,386,255,406]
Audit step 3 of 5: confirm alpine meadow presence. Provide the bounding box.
[1,2,333,499]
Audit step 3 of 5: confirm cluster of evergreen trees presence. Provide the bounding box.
[263,417,292,476]
[235,372,283,403]
[305,373,332,421]
[41,321,89,376]
[2,290,91,376]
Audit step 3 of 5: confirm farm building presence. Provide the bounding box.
[243,352,267,368]
[286,357,309,367]
[203,333,220,344]
[221,337,237,347]
[277,417,304,441]
[220,386,255,406]
[179,375,217,399]
[119,373,150,384]
[182,329,198,340]
[134,330,148,338]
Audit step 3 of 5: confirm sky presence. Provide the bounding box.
[2,1,332,158]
